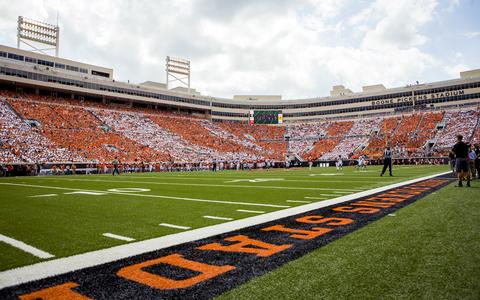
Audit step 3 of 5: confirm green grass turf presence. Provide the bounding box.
[0,165,448,271]
[217,179,480,300]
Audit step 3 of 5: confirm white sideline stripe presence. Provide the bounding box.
[0,183,289,208]
[102,233,135,242]
[236,209,265,214]
[203,216,234,221]
[159,223,191,230]
[34,177,366,192]
[0,171,451,289]
[287,200,312,203]
[305,196,327,200]
[0,234,54,259]
[28,194,58,198]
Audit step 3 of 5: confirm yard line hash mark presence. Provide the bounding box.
[0,234,54,259]
[236,209,265,214]
[28,194,58,198]
[102,233,135,242]
[159,223,191,230]
[203,216,234,221]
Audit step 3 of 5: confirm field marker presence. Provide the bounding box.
[159,223,191,230]
[28,194,58,198]
[65,191,107,196]
[236,209,265,214]
[107,188,150,192]
[0,183,290,208]
[203,216,234,221]
[333,191,353,194]
[0,234,54,259]
[304,197,327,200]
[102,233,135,242]
[319,194,339,197]
[287,200,312,203]
[37,177,366,192]
[0,171,451,289]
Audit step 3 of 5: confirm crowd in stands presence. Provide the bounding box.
[0,99,80,163]
[434,110,478,149]
[0,91,478,167]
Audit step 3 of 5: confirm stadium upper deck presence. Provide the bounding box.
[1,44,479,123]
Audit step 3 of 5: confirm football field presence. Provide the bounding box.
[0,165,479,299]
[0,165,449,271]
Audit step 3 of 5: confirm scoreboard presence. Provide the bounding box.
[250,110,283,124]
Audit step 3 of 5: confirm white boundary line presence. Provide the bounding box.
[159,223,191,230]
[0,183,290,208]
[0,171,451,289]
[102,233,135,242]
[0,234,54,259]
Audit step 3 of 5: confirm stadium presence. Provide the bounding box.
[0,2,479,299]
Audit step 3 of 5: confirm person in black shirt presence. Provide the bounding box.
[112,157,120,176]
[452,135,470,187]
[380,147,393,176]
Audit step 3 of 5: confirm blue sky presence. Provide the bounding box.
[0,0,478,99]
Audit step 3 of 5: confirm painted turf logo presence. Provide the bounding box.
[2,179,450,300]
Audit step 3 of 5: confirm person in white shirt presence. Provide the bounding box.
[336,155,343,171]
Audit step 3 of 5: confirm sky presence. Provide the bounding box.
[0,0,479,99]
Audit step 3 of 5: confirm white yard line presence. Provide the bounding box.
[0,234,54,259]
[203,216,234,221]
[28,194,58,198]
[287,200,312,203]
[319,194,339,197]
[102,233,135,242]
[159,223,191,230]
[28,177,367,192]
[333,191,354,194]
[236,209,265,214]
[304,196,327,200]
[0,171,451,289]
[0,182,290,208]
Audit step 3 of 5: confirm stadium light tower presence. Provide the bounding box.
[17,16,60,56]
[166,56,190,93]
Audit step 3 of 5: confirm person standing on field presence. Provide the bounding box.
[380,147,393,176]
[474,144,480,179]
[112,157,120,176]
[452,135,470,187]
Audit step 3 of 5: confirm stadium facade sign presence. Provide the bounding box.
[371,89,465,106]
[1,178,451,299]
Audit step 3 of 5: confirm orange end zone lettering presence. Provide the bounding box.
[295,216,354,226]
[261,225,332,240]
[197,234,292,257]
[332,206,380,214]
[19,282,91,300]
[117,253,235,290]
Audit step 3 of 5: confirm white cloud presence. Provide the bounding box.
[0,0,461,99]
[464,31,480,39]
[444,63,470,78]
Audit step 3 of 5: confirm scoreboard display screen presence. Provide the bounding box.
[252,110,282,124]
